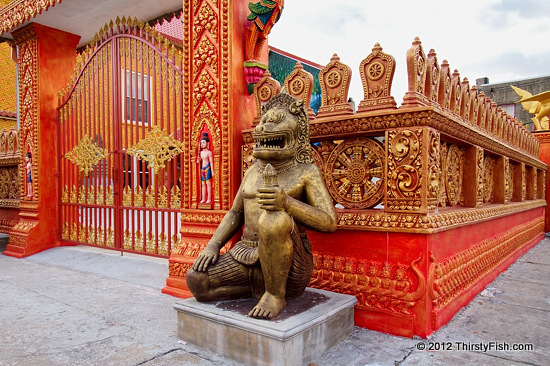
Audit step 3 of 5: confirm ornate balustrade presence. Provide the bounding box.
[242,37,546,338]
[0,128,20,233]
[244,38,545,231]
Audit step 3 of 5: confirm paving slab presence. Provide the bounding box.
[0,236,548,366]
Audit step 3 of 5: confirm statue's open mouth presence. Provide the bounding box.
[253,132,291,150]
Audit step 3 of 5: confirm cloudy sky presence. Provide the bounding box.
[268,0,550,103]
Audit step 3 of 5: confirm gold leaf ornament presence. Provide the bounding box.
[126,126,184,173]
[65,135,109,176]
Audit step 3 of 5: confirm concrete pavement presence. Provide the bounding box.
[0,234,548,365]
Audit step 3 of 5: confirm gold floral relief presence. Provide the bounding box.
[61,186,69,203]
[134,186,144,207]
[87,225,95,244]
[193,0,218,44]
[145,186,156,208]
[158,186,168,208]
[476,148,485,205]
[445,144,463,207]
[62,222,70,240]
[122,186,132,207]
[106,227,115,248]
[124,229,132,250]
[357,43,397,112]
[172,233,180,250]
[438,142,447,208]
[311,144,326,173]
[126,126,184,173]
[193,71,218,112]
[283,63,314,113]
[194,36,218,78]
[87,186,95,205]
[386,129,423,211]
[317,54,354,116]
[65,135,109,176]
[159,232,168,256]
[170,186,181,209]
[78,188,86,204]
[483,157,494,203]
[97,226,105,246]
[505,160,513,203]
[0,168,9,199]
[71,223,79,242]
[522,165,527,201]
[106,186,114,205]
[533,168,538,199]
[75,224,85,243]
[96,186,105,205]
[135,230,143,251]
[70,185,78,203]
[146,232,155,253]
[8,167,18,200]
[253,71,281,125]
[427,130,441,209]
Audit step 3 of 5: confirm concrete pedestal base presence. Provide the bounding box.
[174,288,357,366]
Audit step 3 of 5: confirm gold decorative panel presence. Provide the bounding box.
[64,135,109,176]
[126,126,184,173]
[386,129,423,212]
[445,144,463,207]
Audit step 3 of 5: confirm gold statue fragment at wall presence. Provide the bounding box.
[511,85,550,130]
[186,93,337,320]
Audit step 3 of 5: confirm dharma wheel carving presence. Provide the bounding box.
[325,138,385,209]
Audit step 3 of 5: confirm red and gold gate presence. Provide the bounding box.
[57,19,185,256]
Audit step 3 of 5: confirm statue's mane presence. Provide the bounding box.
[261,93,313,164]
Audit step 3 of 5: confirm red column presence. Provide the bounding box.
[3,23,80,258]
[162,0,257,298]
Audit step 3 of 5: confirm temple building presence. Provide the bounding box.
[0,0,547,340]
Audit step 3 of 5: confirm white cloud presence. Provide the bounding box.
[268,0,550,102]
[488,0,550,20]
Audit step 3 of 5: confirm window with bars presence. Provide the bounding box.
[499,103,515,117]
[123,70,151,125]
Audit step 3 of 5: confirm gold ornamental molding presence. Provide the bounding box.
[336,199,546,233]
[126,126,184,173]
[0,0,63,35]
[65,135,109,176]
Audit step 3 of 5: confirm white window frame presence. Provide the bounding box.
[121,70,153,125]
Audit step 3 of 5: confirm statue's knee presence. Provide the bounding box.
[258,211,293,238]
[186,269,210,299]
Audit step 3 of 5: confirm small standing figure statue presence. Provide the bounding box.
[197,133,214,204]
[25,151,33,200]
